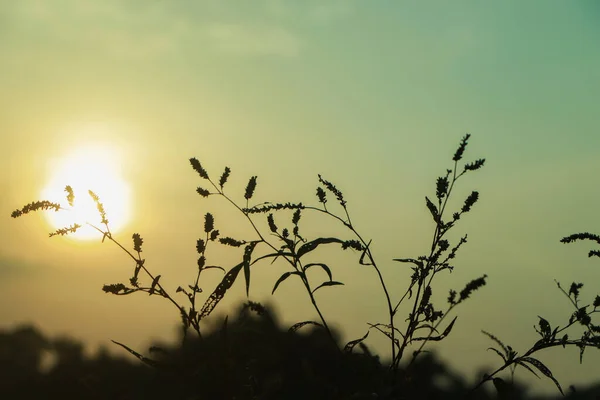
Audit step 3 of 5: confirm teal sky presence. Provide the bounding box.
[1,0,599,395]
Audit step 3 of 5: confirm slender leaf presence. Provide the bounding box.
[111,340,157,367]
[515,360,541,379]
[242,241,259,296]
[481,330,510,357]
[393,258,424,268]
[359,240,373,266]
[441,316,458,338]
[272,271,301,294]
[312,280,344,294]
[199,262,244,320]
[425,196,439,223]
[520,357,563,395]
[204,265,226,272]
[413,324,438,334]
[303,263,333,281]
[297,237,345,258]
[288,321,323,332]
[412,318,456,342]
[367,323,402,348]
[149,275,161,296]
[486,347,507,362]
[344,331,369,353]
[252,251,294,265]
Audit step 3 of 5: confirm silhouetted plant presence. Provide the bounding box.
[10,134,600,398]
[468,233,600,397]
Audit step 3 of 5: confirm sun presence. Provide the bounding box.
[41,144,131,240]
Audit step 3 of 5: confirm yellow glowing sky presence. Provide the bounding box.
[41,142,131,240]
[1,0,599,396]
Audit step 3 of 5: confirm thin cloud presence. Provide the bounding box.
[261,0,357,23]
[1,0,183,61]
[206,23,302,57]
[309,0,356,23]
[4,0,358,60]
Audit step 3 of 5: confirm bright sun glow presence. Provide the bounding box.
[41,144,131,240]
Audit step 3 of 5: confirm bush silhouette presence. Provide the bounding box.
[9,134,600,399]
[0,309,504,399]
[1,309,599,399]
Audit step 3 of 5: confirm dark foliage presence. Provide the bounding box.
[3,306,599,400]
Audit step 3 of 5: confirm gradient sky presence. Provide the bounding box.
[1,0,599,395]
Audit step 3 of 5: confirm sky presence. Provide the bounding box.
[1,0,599,395]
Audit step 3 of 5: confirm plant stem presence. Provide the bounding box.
[87,224,185,319]
[211,183,338,342]
[304,205,397,367]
